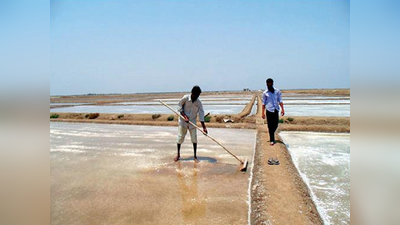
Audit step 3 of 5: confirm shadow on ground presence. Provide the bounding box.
[180,156,217,163]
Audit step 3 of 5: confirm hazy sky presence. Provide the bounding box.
[51,0,349,95]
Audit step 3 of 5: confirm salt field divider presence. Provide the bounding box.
[247,132,257,225]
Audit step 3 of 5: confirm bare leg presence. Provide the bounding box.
[174,144,181,162]
[193,143,199,163]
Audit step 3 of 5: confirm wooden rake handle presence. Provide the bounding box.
[159,100,244,164]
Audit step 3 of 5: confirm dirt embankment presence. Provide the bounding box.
[282,88,350,96]
[237,94,256,118]
[279,116,350,133]
[250,126,324,225]
[242,93,264,125]
[50,112,258,129]
[50,111,350,133]
[249,94,327,224]
[256,93,263,117]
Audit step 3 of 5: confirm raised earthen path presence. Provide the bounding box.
[250,121,323,224]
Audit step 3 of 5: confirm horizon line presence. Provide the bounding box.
[50,87,350,97]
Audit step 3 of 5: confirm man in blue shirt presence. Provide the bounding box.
[262,78,285,146]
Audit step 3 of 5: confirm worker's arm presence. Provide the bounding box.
[278,90,284,116]
[279,102,285,116]
[200,122,208,134]
[180,111,189,122]
[178,96,189,122]
[262,92,267,119]
[262,105,266,119]
[198,100,208,134]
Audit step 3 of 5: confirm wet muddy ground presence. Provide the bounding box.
[51,122,256,225]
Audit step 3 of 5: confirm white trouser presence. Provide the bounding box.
[177,125,197,144]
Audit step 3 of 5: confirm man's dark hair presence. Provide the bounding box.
[266,78,274,84]
[191,85,202,95]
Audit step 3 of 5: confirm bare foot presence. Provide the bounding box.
[174,156,180,162]
[194,157,199,163]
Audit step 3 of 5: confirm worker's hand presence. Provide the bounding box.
[183,115,189,122]
[281,110,285,116]
[262,114,265,119]
[203,128,208,135]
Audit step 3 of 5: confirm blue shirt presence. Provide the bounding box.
[262,88,282,113]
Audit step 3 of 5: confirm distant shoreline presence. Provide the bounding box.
[50,88,350,98]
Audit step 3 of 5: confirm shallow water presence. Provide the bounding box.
[283,99,350,104]
[51,122,256,224]
[50,104,246,115]
[113,100,250,105]
[250,98,257,115]
[280,132,350,225]
[50,102,90,106]
[284,104,350,117]
[157,96,252,101]
[283,96,350,100]
[113,101,178,105]
[196,95,252,100]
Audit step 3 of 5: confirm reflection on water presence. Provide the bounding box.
[177,162,207,223]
